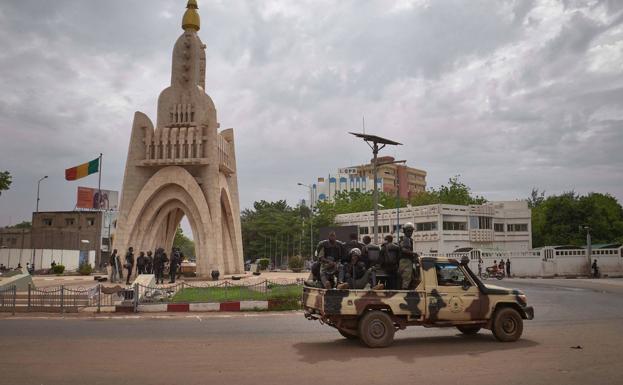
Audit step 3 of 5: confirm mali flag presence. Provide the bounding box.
[65,158,99,181]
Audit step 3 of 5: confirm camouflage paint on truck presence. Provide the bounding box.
[303,257,534,326]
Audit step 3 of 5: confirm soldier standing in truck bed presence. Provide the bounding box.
[398,222,416,290]
[315,231,344,289]
[379,234,399,289]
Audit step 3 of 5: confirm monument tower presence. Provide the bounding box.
[114,0,244,275]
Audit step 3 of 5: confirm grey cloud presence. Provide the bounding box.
[1,0,622,228]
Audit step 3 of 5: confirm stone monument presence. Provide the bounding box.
[114,0,244,275]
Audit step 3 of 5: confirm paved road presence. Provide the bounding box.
[1,279,622,385]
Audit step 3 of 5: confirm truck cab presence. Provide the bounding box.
[303,256,534,347]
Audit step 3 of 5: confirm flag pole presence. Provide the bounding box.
[98,153,102,210]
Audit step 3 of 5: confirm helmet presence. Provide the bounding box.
[403,222,414,230]
[350,248,362,256]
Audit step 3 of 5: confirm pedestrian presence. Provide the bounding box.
[125,247,135,285]
[137,251,146,275]
[169,247,181,283]
[592,259,599,278]
[478,258,483,278]
[505,259,511,277]
[109,249,119,283]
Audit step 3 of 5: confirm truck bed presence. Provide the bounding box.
[303,286,425,320]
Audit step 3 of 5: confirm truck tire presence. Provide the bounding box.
[337,328,358,339]
[358,311,395,348]
[492,307,523,342]
[457,325,481,335]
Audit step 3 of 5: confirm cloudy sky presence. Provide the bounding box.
[1,0,622,229]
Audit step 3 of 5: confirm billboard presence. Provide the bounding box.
[77,187,119,210]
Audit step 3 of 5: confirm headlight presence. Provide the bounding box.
[517,294,527,305]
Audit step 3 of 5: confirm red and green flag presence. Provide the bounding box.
[65,157,100,181]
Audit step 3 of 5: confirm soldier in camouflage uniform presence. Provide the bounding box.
[380,234,399,289]
[316,232,344,289]
[398,222,416,290]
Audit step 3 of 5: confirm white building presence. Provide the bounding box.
[311,168,382,205]
[335,201,532,254]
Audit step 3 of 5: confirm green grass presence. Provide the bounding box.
[171,284,302,303]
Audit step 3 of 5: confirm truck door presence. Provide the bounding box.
[427,262,482,322]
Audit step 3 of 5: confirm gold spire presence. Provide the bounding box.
[182,0,200,31]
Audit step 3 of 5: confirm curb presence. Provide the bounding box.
[136,301,271,313]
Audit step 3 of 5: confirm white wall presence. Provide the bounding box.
[0,249,95,272]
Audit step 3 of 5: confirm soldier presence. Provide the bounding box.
[343,232,367,265]
[153,247,168,284]
[316,231,344,289]
[169,247,181,283]
[337,249,369,289]
[146,251,154,274]
[398,222,416,290]
[125,247,135,285]
[136,251,146,275]
[380,234,400,289]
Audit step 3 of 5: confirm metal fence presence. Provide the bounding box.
[0,279,304,313]
[0,285,16,315]
[0,284,127,313]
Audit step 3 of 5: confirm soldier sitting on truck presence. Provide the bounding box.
[344,232,368,265]
[337,248,385,290]
[379,234,400,289]
[316,232,344,289]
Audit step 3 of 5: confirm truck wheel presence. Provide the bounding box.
[358,311,395,348]
[492,307,523,342]
[456,325,481,335]
[337,328,358,339]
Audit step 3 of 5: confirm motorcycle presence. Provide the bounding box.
[482,267,504,280]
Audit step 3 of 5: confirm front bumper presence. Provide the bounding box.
[522,305,534,320]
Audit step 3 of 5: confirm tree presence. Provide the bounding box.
[530,191,623,248]
[0,171,11,196]
[173,226,195,258]
[241,200,312,260]
[8,221,31,229]
[527,188,546,209]
[410,175,487,206]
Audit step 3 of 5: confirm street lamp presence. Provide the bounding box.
[36,175,48,213]
[349,132,402,244]
[297,182,314,260]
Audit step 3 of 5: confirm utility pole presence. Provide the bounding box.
[350,133,402,244]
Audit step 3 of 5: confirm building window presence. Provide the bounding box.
[507,223,528,232]
[65,218,75,226]
[494,223,505,232]
[359,227,369,235]
[443,221,466,231]
[42,218,53,226]
[377,225,390,233]
[86,218,96,226]
[416,222,437,232]
[469,216,492,230]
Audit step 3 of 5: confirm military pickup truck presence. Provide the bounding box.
[303,256,534,348]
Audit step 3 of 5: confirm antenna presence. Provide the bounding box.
[362,116,366,134]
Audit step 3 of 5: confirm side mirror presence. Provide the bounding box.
[462,279,471,291]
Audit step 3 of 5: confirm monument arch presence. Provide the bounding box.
[114,1,244,275]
